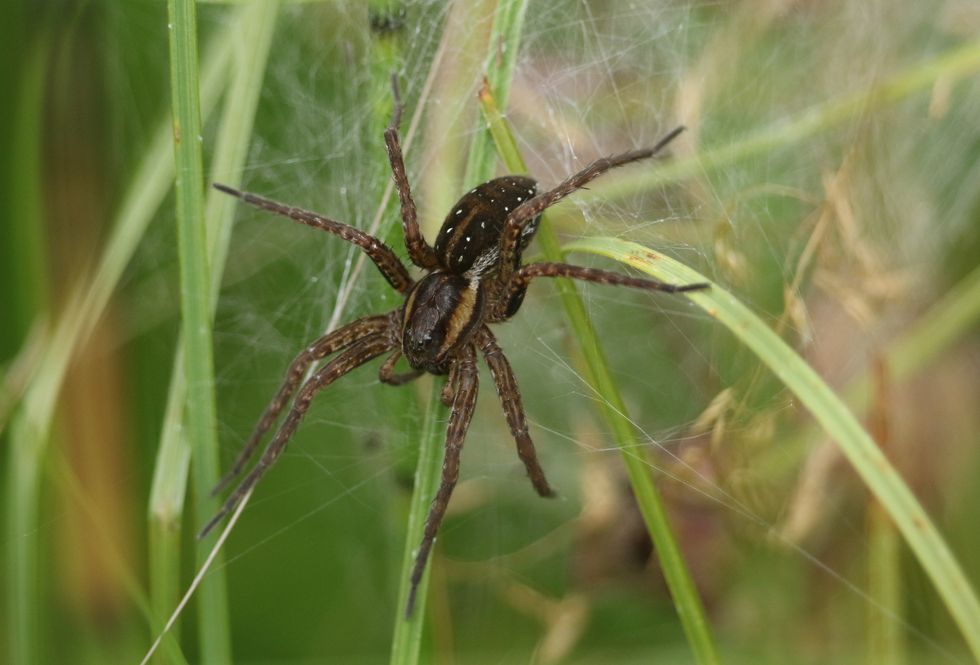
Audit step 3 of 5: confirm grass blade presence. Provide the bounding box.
[3,33,50,665]
[389,2,527,659]
[462,0,528,186]
[478,83,720,665]
[4,13,235,665]
[166,0,230,660]
[148,1,279,653]
[866,360,905,665]
[564,234,980,662]
[389,381,445,665]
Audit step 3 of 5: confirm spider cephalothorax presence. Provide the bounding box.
[202,78,708,615]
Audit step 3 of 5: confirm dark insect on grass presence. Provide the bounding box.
[202,76,708,616]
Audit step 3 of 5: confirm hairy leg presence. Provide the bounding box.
[495,126,685,287]
[494,261,708,318]
[213,183,413,293]
[383,74,440,270]
[476,327,554,497]
[200,333,395,538]
[212,314,395,496]
[405,343,478,616]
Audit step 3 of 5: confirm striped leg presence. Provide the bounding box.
[200,333,395,538]
[405,343,478,616]
[476,327,554,497]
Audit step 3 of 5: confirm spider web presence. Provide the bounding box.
[185,0,980,661]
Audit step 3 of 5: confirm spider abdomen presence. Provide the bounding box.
[435,176,541,275]
[401,271,486,373]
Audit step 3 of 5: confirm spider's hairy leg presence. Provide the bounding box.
[405,344,479,617]
[378,349,424,386]
[440,357,462,407]
[383,74,440,270]
[199,333,396,539]
[494,262,709,319]
[495,126,686,287]
[476,327,554,497]
[211,314,394,497]
[212,183,414,293]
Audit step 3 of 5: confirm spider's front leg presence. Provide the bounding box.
[405,343,479,617]
[212,183,413,294]
[495,126,686,289]
[383,75,440,271]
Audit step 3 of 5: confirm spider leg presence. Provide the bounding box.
[476,327,555,497]
[213,183,414,294]
[405,343,478,617]
[496,126,685,287]
[199,332,396,539]
[440,357,461,407]
[378,349,424,386]
[383,74,440,270]
[494,262,709,319]
[211,314,395,497]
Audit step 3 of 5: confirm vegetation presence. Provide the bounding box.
[2,1,979,663]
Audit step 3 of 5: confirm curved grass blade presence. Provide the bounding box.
[564,234,980,662]
[478,63,721,665]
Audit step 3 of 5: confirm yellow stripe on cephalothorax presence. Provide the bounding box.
[401,280,422,341]
[438,276,480,356]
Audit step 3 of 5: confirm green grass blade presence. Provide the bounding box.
[4,17,234,665]
[462,0,528,186]
[4,33,50,665]
[361,5,437,659]
[866,363,905,665]
[166,0,230,660]
[389,381,445,665]
[148,1,278,652]
[389,3,528,659]
[3,33,49,337]
[564,235,980,662]
[204,2,279,293]
[868,495,905,664]
[478,84,720,665]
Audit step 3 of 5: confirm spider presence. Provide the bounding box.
[202,78,708,616]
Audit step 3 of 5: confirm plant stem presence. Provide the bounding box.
[478,84,721,665]
[166,0,230,660]
[149,3,278,655]
[389,380,444,665]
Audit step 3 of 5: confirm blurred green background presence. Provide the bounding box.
[2,0,980,663]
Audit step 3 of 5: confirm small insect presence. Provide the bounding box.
[202,77,708,616]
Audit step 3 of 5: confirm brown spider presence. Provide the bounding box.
[201,78,708,616]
